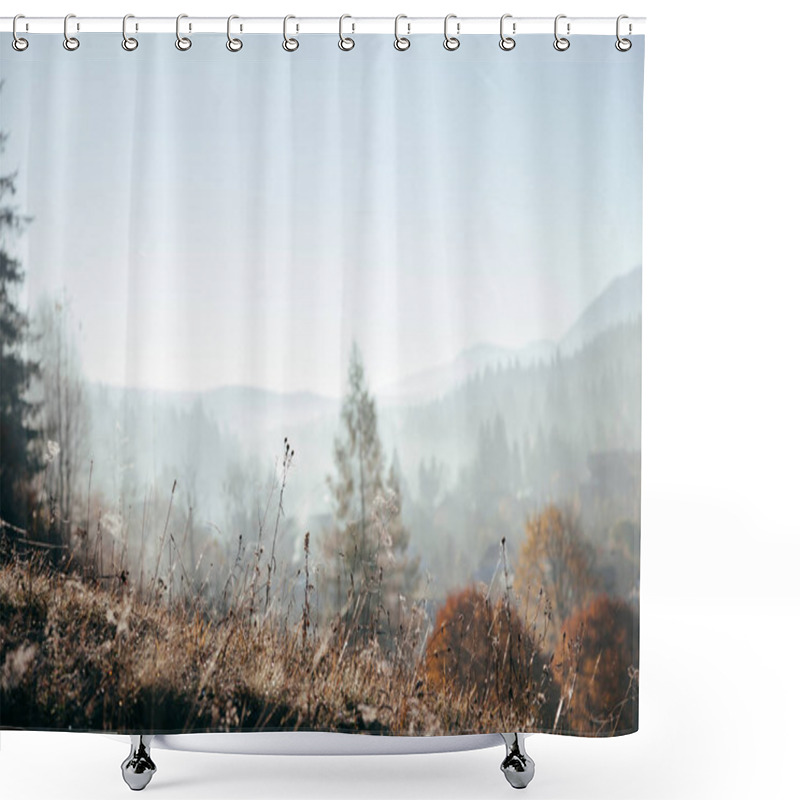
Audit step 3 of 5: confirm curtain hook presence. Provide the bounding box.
[443,14,460,51]
[394,14,410,51]
[553,14,570,51]
[338,14,355,51]
[12,14,29,51]
[63,13,80,51]
[616,15,632,51]
[227,15,243,51]
[499,14,516,51]
[122,14,138,51]
[283,15,299,51]
[175,13,192,50]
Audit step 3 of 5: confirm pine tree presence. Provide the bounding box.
[0,107,41,537]
[328,343,385,569]
[324,343,418,648]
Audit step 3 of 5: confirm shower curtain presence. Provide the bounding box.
[0,29,643,738]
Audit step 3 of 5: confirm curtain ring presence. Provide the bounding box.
[553,14,570,51]
[63,13,80,51]
[338,14,355,51]
[499,14,515,51]
[615,15,632,51]
[226,15,243,51]
[12,15,28,51]
[283,15,299,51]
[394,14,410,51]
[122,14,138,51]
[176,14,192,50]
[443,14,460,51]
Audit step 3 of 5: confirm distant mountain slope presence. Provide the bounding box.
[386,317,642,484]
[379,265,642,403]
[83,310,641,525]
[87,383,336,431]
[86,265,642,430]
[201,385,337,431]
[559,266,642,355]
[377,340,556,404]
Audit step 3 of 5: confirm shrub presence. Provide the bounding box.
[424,585,555,728]
[555,594,639,735]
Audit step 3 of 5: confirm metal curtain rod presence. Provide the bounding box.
[0,16,645,36]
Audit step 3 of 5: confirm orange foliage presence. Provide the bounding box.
[514,505,597,637]
[424,586,554,723]
[556,594,639,735]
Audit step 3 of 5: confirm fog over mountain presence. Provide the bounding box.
[378,265,641,405]
[377,340,558,405]
[82,266,641,592]
[559,266,642,355]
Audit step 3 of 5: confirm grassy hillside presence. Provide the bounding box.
[0,556,559,735]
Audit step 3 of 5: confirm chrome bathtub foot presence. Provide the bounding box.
[500,733,535,790]
[121,735,157,791]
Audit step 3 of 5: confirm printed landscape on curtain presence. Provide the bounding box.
[0,33,643,736]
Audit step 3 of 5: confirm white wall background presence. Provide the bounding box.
[1,1,798,798]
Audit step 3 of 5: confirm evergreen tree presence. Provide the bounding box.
[0,106,41,536]
[324,343,418,648]
[328,343,385,562]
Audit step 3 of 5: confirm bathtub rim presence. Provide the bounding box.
[107,731,512,756]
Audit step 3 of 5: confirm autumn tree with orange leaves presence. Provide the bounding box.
[514,505,597,638]
[424,585,556,727]
[553,594,639,735]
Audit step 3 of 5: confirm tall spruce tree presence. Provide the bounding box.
[0,104,41,535]
[324,343,418,648]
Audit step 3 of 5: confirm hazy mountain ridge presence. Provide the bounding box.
[385,317,642,493]
[559,266,642,355]
[86,265,641,426]
[83,267,641,528]
[379,265,642,404]
[376,340,557,405]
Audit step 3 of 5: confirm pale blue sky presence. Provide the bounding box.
[0,33,643,396]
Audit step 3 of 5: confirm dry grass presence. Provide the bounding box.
[1,482,637,738]
[0,553,562,735]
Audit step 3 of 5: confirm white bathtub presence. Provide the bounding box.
[150,730,504,755]
[116,731,535,790]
